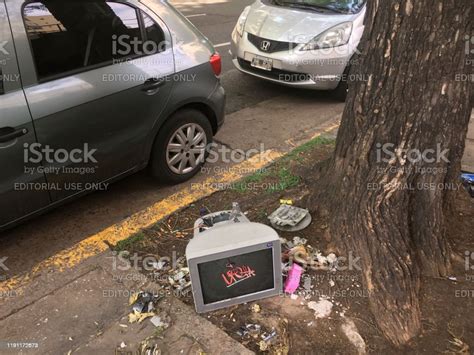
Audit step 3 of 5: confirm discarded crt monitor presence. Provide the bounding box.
[186,207,282,313]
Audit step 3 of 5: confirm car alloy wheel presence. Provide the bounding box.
[166,123,208,175]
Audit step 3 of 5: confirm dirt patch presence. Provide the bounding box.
[118,138,474,354]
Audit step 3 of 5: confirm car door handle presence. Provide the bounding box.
[141,78,166,94]
[0,127,29,143]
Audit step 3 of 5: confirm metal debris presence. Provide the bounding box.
[262,330,277,342]
[168,267,191,292]
[268,205,312,231]
[237,323,261,337]
[128,292,162,324]
[238,324,279,352]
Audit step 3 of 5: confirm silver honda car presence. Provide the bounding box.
[231,0,366,99]
[0,0,225,230]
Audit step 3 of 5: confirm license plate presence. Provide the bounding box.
[251,56,273,71]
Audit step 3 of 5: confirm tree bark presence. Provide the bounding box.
[310,0,472,346]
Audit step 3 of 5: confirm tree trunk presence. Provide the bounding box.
[310,0,472,346]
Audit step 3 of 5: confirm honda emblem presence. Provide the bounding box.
[260,40,271,52]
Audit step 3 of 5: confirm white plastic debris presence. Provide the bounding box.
[151,261,167,270]
[308,299,333,319]
[326,253,337,264]
[150,316,166,328]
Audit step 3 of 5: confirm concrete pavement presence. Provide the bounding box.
[0,250,254,354]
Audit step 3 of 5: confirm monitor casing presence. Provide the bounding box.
[186,212,282,313]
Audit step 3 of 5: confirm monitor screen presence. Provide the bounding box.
[198,248,275,304]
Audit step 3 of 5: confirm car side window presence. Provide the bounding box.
[23,1,144,81]
[141,11,166,53]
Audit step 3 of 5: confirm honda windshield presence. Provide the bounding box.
[270,0,366,14]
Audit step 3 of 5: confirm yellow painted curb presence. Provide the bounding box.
[0,150,282,295]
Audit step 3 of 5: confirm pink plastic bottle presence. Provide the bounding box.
[284,263,304,294]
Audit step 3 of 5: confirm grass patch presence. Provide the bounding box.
[271,166,301,192]
[234,135,334,193]
[114,231,145,252]
[281,135,335,163]
[233,168,272,192]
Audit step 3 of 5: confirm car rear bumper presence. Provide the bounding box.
[231,31,355,90]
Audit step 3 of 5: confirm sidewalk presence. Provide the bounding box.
[0,250,253,354]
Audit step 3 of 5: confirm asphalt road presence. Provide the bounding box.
[0,0,341,286]
[173,0,294,114]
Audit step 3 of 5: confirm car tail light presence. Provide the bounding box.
[210,53,222,76]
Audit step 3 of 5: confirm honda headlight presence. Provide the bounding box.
[236,6,251,37]
[302,22,353,51]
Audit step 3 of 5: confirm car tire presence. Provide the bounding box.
[150,109,213,184]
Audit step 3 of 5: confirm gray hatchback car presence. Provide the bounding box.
[0,0,225,229]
